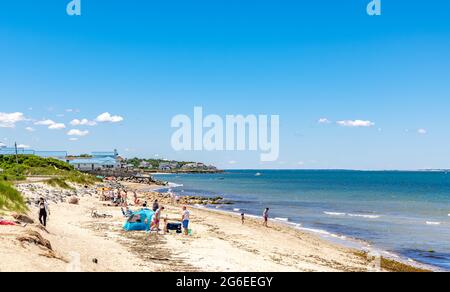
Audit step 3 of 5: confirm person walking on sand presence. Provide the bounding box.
[38,197,50,227]
[151,206,164,233]
[263,208,269,227]
[181,206,190,235]
[241,213,245,225]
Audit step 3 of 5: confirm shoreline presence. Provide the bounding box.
[192,205,440,272]
[153,183,441,272]
[0,180,433,272]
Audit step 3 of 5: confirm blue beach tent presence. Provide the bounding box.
[123,209,154,231]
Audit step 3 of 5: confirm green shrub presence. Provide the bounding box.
[45,178,74,190]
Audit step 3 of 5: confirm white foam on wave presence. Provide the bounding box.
[274,217,289,222]
[168,182,184,188]
[347,213,381,219]
[426,221,441,225]
[324,211,380,219]
[233,208,241,212]
[324,212,346,216]
[299,227,331,236]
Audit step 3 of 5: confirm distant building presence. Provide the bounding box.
[69,150,120,171]
[181,162,215,171]
[69,157,117,171]
[139,161,151,168]
[159,161,179,171]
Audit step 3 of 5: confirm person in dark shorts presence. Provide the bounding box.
[38,197,50,227]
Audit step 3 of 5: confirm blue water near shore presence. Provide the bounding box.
[154,170,450,270]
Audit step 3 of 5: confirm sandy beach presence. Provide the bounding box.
[0,181,428,272]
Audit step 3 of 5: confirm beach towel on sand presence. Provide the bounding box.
[123,209,154,231]
[0,220,16,226]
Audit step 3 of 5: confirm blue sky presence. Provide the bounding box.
[1,0,450,170]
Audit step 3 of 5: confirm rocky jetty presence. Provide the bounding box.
[115,176,167,186]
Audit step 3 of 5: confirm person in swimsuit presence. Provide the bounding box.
[151,206,164,232]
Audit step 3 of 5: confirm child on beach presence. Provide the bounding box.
[241,213,245,225]
[133,191,140,205]
[151,206,164,232]
[181,206,190,235]
[263,208,269,227]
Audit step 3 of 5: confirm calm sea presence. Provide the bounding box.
[154,170,450,270]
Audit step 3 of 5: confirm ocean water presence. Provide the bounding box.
[154,170,450,270]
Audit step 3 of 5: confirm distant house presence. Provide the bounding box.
[159,161,179,171]
[139,161,151,168]
[69,157,117,171]
[181,162,213,171]
[69,150,121,171]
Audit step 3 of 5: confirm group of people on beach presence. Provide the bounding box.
[143,199,190,236]
[240,208,270,227]
[36,185,268,233]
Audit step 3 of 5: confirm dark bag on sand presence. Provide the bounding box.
[167,223,182,233]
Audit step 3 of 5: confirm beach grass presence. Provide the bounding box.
[44,178,74,190]
[0,181,28,213]
[0,155,100,212]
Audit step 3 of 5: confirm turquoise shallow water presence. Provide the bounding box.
[154,170,450,270]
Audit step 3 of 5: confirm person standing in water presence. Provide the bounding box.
[38,197,50,227]
[263,208,269,227]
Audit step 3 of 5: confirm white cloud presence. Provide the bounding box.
[25,127,35,132]
[17,144,30,148]
[0,142,6,147]
[418,128,427,135]
[95,112,124,123]
[298,161,305,166]
[318,118,331,124]
[34,119,56,126]
[0,112,26,128]
[70,118,97,126]
[337,120,375,128]
[67,129,89,136]
[69,138,79,141]
[228,160,237,165]
[35,119,66,130]
[48,123,66,130]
